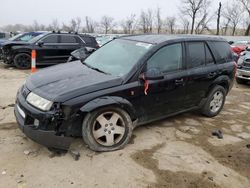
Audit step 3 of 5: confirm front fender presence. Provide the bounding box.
[80,96,137,121]
[12,47,31,54]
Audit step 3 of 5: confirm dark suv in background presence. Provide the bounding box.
[15,35,235,151]
[1,32,98,69]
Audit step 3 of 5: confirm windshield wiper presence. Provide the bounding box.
[82,62,110,75]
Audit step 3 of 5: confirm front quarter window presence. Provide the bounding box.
[84,39,153,77]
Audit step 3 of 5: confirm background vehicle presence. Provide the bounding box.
[0,32,45,60]
[236,50,250,84]
[1,32,99,69]
[230,41,250,57]
[15,35,235,152]
[79,34,99,49]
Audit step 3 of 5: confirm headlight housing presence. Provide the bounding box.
[26,92,53,111]
[237,58,244,66]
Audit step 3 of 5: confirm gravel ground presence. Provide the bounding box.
[0,62,250,188]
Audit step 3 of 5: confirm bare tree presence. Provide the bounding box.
[216,2,222,35]
[165,16,176,34]
[47,19,60,31]
[84,16,97,33]
[238,0,250,35]
[179,17,190,34]
[100,16,114,34]
[221,17,231,35]
[180,0,211,34]
[223,1,241,36]
[139,9,153,33]
[121,14,136,34]
[194,2,214,34]
[155,7,163,34]
[69,17,82,32]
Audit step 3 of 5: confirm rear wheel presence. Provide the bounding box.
[14,53,31,69]
[82,107,133,152]
[201,85,226,117]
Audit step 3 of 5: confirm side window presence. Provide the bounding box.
[60,35,77,43]
[83,37,91,43]
[147,43,183,73]
[187,42,205,68]
[205,44,215,64]
[42,35,59,43]
[211,41,233,64]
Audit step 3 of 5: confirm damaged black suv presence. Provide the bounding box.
[15,35,235,151]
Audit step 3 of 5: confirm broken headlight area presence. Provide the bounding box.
[26,92,53,111]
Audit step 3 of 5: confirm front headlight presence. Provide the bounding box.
[26,92,53,111]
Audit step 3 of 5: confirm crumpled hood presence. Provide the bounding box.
[26,61,122,102]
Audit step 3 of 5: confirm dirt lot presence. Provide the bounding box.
[0,62,250,188]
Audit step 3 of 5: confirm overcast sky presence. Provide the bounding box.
[0,0,229,26]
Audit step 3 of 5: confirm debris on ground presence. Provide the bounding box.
[23,150,31,155]
[2,170,6,175]
[212,130,223,139]
[69,150,80,161]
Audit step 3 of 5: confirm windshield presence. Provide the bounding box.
[84,39,153,76]
[9,33,23,41]
[10,32,44,42]
[29,33,48,43]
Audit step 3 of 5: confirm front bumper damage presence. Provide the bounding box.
[14,87,73,150]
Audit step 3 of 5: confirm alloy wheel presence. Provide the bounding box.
[92,111,126,146]
[209,91,224,113]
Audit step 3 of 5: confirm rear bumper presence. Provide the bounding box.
[14,89,73,150]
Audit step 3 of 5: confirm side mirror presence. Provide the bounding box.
[140,68,164,80]
[37,41,44,47]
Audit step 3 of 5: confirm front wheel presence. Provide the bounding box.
[201,85,226,117]
[14,53,31,69]
[82,107,133,152]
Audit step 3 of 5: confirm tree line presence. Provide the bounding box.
[1,0,250,36]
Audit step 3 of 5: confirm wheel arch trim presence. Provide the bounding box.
[79,96,137,121]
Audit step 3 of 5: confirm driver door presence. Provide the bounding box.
[139,43,188,122]
[35,34,60,64]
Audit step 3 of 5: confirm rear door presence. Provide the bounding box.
[35,34,60,64]
[185,41,218,107]
[56,35,82,62]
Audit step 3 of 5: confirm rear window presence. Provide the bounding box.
[60,35,77,43]
[187,42,205,68]
[80,35,97,45]
[211,41,233,64]
[42,35,59,43]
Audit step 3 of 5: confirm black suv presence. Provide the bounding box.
[1,32,98,69]
[14,35,235,151]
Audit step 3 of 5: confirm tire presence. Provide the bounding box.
[82,107,133,152]
[14,53,31,69]
[201,85,226,117]
[236,77,246,85]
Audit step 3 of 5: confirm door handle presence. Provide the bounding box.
[175,78,184,86]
